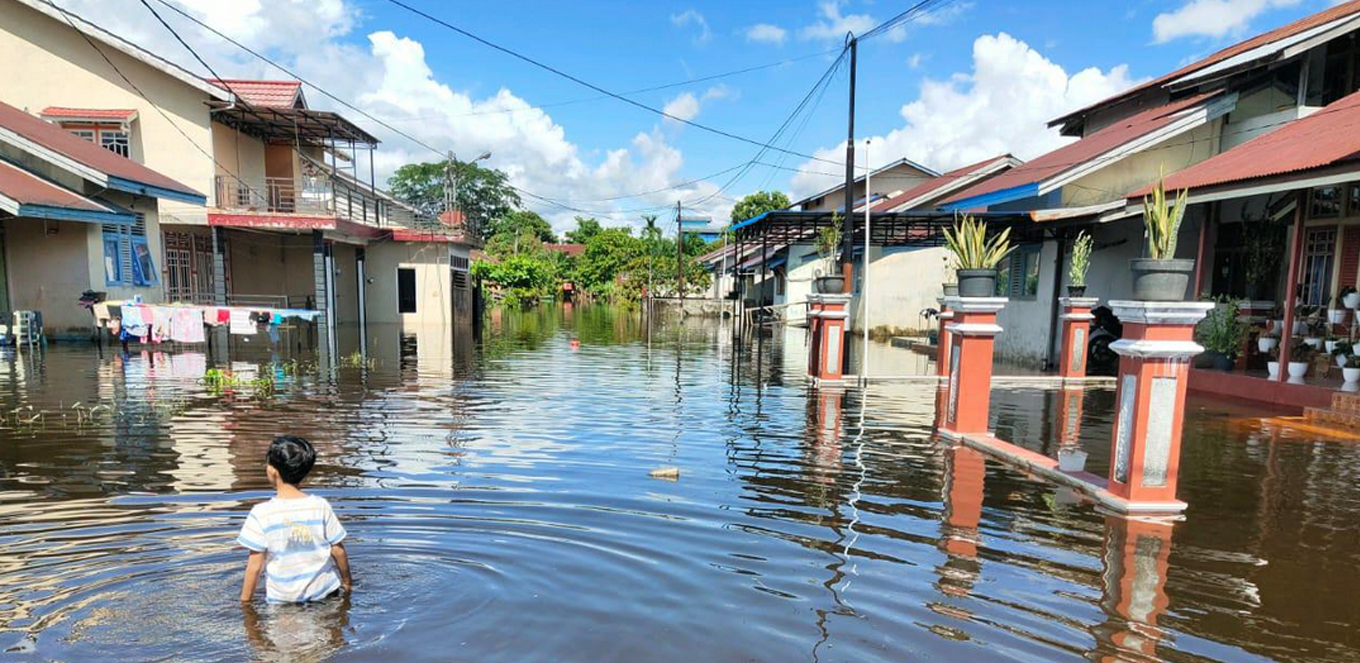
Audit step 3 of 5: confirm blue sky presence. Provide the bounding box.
[66,0,1349,228]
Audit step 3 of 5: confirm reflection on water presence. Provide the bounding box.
[0,306,1357,662]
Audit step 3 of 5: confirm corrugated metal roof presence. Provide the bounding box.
[0,159,108,211]
[39,107,137,121]
[1136,89,1360,196]
[207,79,304,109]
[872,154,1019,212]
[943,93,1222,207]
[0,100,202,200]
[544,243,586,257]
[1050,0,1360,130]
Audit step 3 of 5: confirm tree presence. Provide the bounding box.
[387,158,521,239]
[486,210,557,244]
[564,216,604,244]
[574,227,643,296]
[730,190,791,224]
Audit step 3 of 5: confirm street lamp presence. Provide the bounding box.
[445,150,492,235]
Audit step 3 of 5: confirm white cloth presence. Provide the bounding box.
[229,309,255,335]
[236,494,347,603]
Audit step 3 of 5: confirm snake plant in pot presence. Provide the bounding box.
[943,214,1014,297]
[812,220,844,294]
[1068,231,1093,297]
[1133,174,1194,301]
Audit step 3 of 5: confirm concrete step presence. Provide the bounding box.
[1304,406,1360,430]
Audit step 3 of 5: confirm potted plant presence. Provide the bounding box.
[941,256,959,297]
[1343,286,1360,310]
[1258,329,1279,353]
[1267,345,1281,380]
[813,221,844,294]
[1334,340,1353,368]
[1329,297,1348,325]
[1195,297,1244,371]
[1326,329,1340,355]
[1068,231,1093,297]
[1345,354,1360,389]
[943,213,1014,297]
[1132,174,1194,301]
[1288,341,1313,384]
[1057,446,1088,472]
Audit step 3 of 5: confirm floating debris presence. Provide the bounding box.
[649,467,680,480]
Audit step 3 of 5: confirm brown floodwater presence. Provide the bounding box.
[0,306,1357,662]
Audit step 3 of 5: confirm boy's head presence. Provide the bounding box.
[266,435,316,486]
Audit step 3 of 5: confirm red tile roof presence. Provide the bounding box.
[944,93,1221,206]
[206,79,304,109]
[0,100,201,199]
[1052,0,1360,130]
[544,243,585,257]
[1135,90,1360,197]
[872,154,1018,211]
[39,107,137,121]
[0,159,110,212]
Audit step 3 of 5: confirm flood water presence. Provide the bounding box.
[1,305,1358,662]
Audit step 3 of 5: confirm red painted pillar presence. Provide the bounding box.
[1106,300,1214,514]
[936,297,954,379]
[810,388,844,479]
[806,293,850,383]
[1277,202,1306,381]
[937,444,985,598]
[1096,515,1173,662]
[1058,297,1098,380]
[1057,386,1086,449]
[941,297,1008,437]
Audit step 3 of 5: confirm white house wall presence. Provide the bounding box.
[847,245,951,334]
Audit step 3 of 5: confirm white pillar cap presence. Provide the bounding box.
[1108,300,1215,325]
[943,296,1008,314]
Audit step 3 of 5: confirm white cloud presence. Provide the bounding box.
[745,23,788,45]
[670,9,712,46]
[788,33,1141,199]
[907,53,925,69]
[47,0,733,229]
[801,1,903,42]
[1151,0,1304,43]
[662,85,731,124]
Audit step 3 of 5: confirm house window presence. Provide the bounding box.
[997,244,1042,300]
[100,130,130,158]
[397,267,417,313]
[102,214,156,287]
[1310,186,1342,218]
[70,129,96,142]
[1301,227,1337,307]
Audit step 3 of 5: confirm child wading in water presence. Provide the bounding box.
[238,436,352,603]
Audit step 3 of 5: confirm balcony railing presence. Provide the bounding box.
[214,174,455,237]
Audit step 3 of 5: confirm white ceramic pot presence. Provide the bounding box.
[1288,361,1309,384]
[1267,361,1280,380]
[1345,367,1360,385]
[1305,337,1323,349]
[1057,448,1088,473]
[1326,340,1339,354]
[1331,309,1348,325]
[1294,321,1308,335]
[1338,354,1349,368]
[1273,320,1284,334]
[1345,292,1360,309]
[1258,337,1279,353]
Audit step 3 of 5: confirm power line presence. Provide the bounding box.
[380,0,845,168]
[861,0,960,42]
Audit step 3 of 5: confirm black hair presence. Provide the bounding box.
[267,435,316,486]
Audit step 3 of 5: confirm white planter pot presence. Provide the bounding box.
[1267,361,1280,380]
[1057,448,1089,473]
[1330,309,1348,325]
[1288,361,1309,384]
[1326,340,1339,354]
[1294,321,1308,335]
[1273,320,1284,334]
[1258,337,1279,353]
[1344,367,1360,385]
[1345,292,1360,309]
[1338,354,1349,368]
[1305,337,1323,349]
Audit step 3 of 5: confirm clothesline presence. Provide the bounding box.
[92,300,321,345]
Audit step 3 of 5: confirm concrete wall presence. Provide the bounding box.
[0,0,216,223]
[212,125,267,194]
[847,245,950,334]
[224,231,315,304]
[365,241,451,327]
[5,218,91,333]
[331,242,360,326]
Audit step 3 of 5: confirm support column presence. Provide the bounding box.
[313,230,336,363]
[1106,300,1214,513]
[209,226,229,359]
[935,297,954,379]
[941,297,1008,437]
[1059,297,1099,381]
[806,293,850,383]
[1277,200,1306,381]
[806,296,825,378]
[355,246,368,354]
[937,444,985,598]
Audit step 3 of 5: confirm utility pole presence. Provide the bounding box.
[445,150,457,229]
[676,200,685,302]
[840,35,857,294]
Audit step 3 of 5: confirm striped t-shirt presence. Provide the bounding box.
[236,494,347,603]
